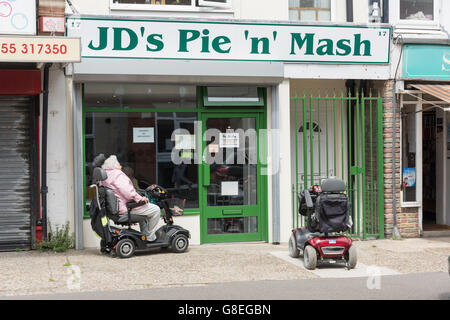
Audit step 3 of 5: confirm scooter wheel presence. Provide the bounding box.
[288,233,300,258]
[171,234,189,253]
[304,245,318,270]
[345,245,357,269]
[115,238,136,259]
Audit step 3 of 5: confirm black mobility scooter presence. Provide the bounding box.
[89,165,190,258]
[289,177,357,270]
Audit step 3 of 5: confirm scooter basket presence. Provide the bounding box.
[165,198,186,216]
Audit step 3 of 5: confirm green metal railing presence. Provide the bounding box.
[291,89,384,239]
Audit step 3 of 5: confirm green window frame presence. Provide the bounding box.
[202,87,265,107]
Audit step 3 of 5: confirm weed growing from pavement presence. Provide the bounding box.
[37,222,74,253]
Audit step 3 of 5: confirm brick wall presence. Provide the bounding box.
[380,80,420,238]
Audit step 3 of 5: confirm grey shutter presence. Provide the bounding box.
[0,96,33,251]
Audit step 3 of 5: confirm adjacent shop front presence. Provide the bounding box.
[400,44,450,235]
[67,15,391,247]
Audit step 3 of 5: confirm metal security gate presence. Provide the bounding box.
[0,96,34,251]
[291,90,384,239]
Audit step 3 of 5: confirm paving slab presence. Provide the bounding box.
[270,251,401,278]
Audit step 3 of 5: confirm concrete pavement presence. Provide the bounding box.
[0,237,449,298]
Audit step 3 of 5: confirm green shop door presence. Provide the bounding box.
[200,113,266,243]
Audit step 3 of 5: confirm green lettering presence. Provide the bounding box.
[336,39,352,56]
[353,34,371,56]
[212,36,231,54]
[88,27,109,51]
[113,28,138,51]
[178,30,200,52]
[146,34,164,52]
[250,37,270,54]
[290,33,314,55]
[316,38,334,56]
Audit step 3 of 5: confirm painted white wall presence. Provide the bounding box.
[46,67,73,230]
[66,0,351,22]
[277,79,292,243]
[66,0,109,15]
[441,0,450,34]
[334,0,348,22]
[353,0,369,23]
[234,0,288,21]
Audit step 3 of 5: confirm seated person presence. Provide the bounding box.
[101,155,160,242]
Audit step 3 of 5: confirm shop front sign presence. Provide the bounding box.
[403,44,450,80]
[67,17,390,64]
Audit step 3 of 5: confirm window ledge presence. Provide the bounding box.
[393,29,450,45]
[400,201,421,208]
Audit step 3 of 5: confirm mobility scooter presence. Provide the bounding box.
[289,177,357,270]
[89,157,190,258]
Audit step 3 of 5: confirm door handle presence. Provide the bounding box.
[222,209,243,215]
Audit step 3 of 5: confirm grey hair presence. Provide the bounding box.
[102,155,121,170]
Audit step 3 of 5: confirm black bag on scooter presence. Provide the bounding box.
[89,186,113,245]
[316,193,350,234]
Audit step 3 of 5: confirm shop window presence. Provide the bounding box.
[393,0,439,26]
[401,105,417,202]
[110,0,232,10]
[84,84,197,109]
[289,0,331,22]
[400,0,433,21]
[84,112,199,212]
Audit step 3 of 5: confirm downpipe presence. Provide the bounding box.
[392,81,401,239]
[41,63,52,240]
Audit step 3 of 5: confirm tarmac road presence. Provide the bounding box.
[4,272,450,300]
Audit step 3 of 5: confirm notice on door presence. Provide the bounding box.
[219,132,239,148]
[133,127,154,143]
[221,181,239,196]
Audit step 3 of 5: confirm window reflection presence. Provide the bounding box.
[85,112,198,209]
[84,83,197,109]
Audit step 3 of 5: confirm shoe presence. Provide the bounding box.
[147,237,157,243]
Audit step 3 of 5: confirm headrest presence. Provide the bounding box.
[321,177,346,193]
[92,153,106,168]
[92,167,107,183]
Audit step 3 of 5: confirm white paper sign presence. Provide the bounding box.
[221,181,239,196]
[220,133,239,148]
[133,127,154,143]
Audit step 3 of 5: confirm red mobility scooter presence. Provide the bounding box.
[289,177,357,270]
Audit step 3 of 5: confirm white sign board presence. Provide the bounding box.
[0,36,81,62]
[133,127,154,143]
[0,0,36,35]
[67,17,391,64]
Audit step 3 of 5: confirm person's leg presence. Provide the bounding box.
[131,203,161,241]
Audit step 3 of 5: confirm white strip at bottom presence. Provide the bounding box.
[270,251,401,279]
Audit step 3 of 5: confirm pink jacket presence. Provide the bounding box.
[100,168,143,214]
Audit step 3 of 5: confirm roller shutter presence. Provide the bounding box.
[0,96,33,251]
